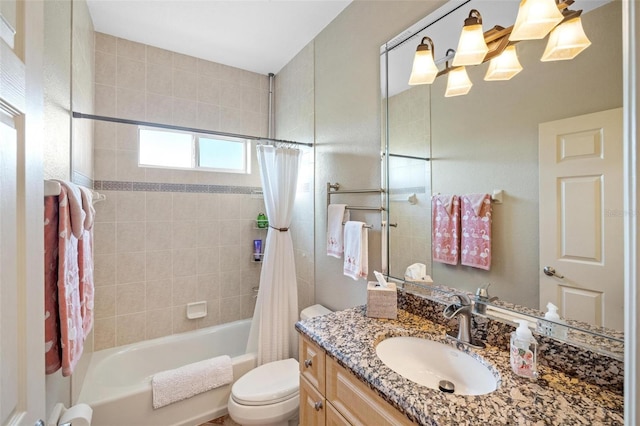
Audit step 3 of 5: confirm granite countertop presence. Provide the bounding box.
[295,306,624,426]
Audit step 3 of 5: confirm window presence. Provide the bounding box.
[138,127,250,174]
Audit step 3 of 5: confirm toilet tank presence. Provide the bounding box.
[300,304,331,320]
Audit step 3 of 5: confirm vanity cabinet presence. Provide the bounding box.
[299,334,415,426]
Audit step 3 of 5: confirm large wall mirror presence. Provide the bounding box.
[381,0,623,339]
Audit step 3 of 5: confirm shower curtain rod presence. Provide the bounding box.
[72,112,313,147]
[388,153,430,161]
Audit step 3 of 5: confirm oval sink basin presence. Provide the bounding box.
[376,336,498,395]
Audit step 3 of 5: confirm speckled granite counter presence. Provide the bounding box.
[295,307,624,426]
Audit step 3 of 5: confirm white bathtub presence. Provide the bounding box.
[77,319,256,426]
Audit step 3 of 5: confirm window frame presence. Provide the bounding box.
[138,126,251,174]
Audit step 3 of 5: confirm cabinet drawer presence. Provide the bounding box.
[326,356,415,426]
[299,334,326,394]
[300,376,326,426]
[326,401,351,426]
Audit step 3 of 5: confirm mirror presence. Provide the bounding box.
[382,0,623,336]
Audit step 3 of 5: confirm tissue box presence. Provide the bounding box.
[366,281,397,319]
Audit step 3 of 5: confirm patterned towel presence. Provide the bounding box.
[460,193,492,270]
[432,195,460,265]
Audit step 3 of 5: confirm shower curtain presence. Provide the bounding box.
[247,145,302,365]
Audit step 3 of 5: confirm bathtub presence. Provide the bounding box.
[76,319,256,426]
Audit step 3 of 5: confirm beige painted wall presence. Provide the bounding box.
[312,1,444,310]
[430,2,622,308]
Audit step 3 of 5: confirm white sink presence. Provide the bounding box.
[375,336,498,395]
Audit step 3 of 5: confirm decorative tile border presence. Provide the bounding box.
[73,171,93,189]
[94,180,261,195]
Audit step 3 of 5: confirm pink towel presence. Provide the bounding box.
[343,221,368,280]
[78,187,95,338]
[432,195,460,265]
[44,196,61,374]
[327,204,349,258]
[460,194,492,270]
[57,184,86,376]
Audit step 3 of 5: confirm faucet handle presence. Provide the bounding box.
[453,293,471,306]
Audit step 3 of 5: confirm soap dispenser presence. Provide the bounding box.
[537,302,568,339]
[510,320,538,380]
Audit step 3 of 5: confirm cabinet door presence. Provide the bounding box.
[326,402,351,426]
[326,356,415,426]
[299,334,326,394]
[300,376,326,426]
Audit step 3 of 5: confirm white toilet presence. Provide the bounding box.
[228,304,331,426]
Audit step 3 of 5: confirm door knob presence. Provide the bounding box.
[543,266,564,279]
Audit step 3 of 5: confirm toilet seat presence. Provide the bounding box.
[231,358,299,406]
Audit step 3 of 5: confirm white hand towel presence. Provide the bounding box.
[327,204,350,258]
[343,221,368,280]
[151,355,233,409]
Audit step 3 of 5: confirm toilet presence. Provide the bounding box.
[228,304,332,426]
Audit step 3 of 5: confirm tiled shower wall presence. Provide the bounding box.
[92,33,272,350]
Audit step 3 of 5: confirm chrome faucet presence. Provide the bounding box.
[443,294,485,349]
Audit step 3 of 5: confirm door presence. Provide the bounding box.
[539,108,623,330]
[1,1,46,425]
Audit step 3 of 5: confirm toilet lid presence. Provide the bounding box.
[232,358,299,406]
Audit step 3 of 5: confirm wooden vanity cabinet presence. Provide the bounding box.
[299,334,415,426]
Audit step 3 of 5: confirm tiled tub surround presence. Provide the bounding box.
[296,303,623,425]
[92,186,266,350]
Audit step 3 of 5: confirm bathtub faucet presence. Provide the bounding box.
[443,294,485,349]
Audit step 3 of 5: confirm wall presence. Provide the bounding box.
[92,33,270,350]
[274,43,316,311]
[312,0,444,311]
[430,2,622,308]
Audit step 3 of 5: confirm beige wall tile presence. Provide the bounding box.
[146,308,173,339]
[95,51,116,86]
[94,191,116,222]
[242,86,261,113]
[146,221,173,251]
[116,192,146,221]
[94,222,116,255]
[94,317,116,350]
[218,245,242,271]
[196,194,220,221]
[197,273,220,300]
[94,120,116,150]
[172,305,197,333]
[219,220,243,246]
[172,248,197,277]
[146,250,172,281]
[116,38,145,61]
[116,57,145,90]
[241,70,262,89]
[116,221,146,253]
[173,69,197,99]
[241,294,256,318]
[147,46,172,67]
[116,282,146,315]
[172,98,197,128]
[95,84,116,116]
[144,166,172,183]
[94,149,116,181]
[116,123,138,151]
[197,247,219,275]
[94,285,116,319]
[197,59,220,78]
[94,254,116,286]
[170,169,199,185]
[172,193,198,220]
[220,272,242,298]
[197,74,220,105]
[196,102,220,130]
[219,64,242,83]
[173,221,197,249]
[219,107,244,134]
[172,275,198,306]
[242,110,262,137]
[95,32,116,54]
[197,221,220,248]
[196,301,220,328]
[219,194,243,218]
[146,193,173,221]
[146,93,173,124]
[146,279,172,310]
[116,149,145,182]
[116,87,146,121]
[146,63,173,96]
[173,52,197,71]
[220,296,242,323]
[116,252,146,284]
[116,312,146,345]
[220,84,243,109]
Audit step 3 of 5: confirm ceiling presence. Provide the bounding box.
[86,0,352,75]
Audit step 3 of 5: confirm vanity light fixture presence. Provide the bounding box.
[408,36,439,85]
[509,0,564,41]
[484,45,523,81]
[541,9,591,61]
[452,9,489,66]
[444,50,473,97]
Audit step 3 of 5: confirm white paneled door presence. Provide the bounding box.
[539,108,623,330]
[0,1,45,425]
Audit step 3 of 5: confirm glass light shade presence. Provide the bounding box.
[445,67,473,97]
[509,0,564,41]
[541,17,592,61]
[408,48,439,85]
[484,45,523,81]
[453,24,489,66]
